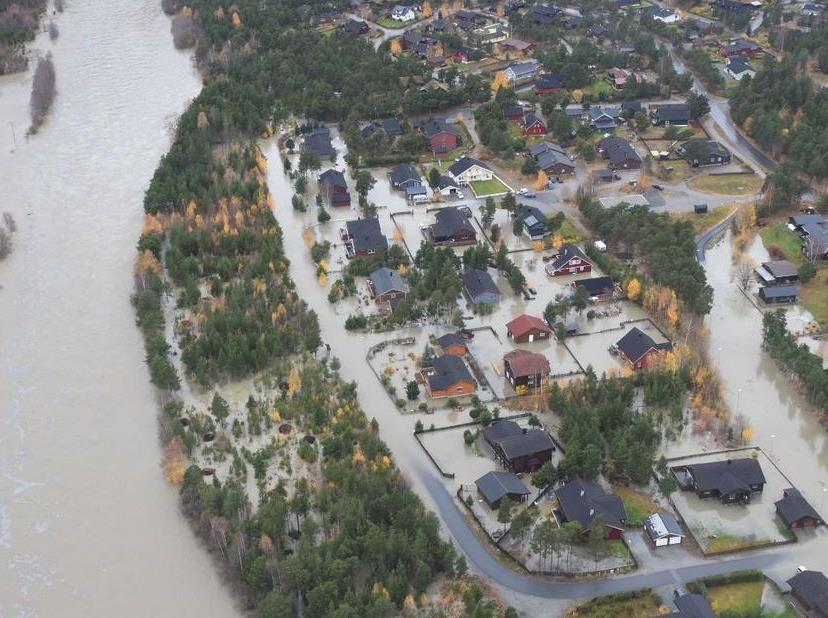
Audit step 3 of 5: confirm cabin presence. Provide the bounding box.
[755,260,799,285]
[423,355,477,399]
[319,169,351,208]
[437,175,463,198]
[521,112,547,136]
[436,332,467,356]
[463,269,500,304]
[342,218,388,258]
[533,3,561,24]
[447,157,493,184]
[726,57,756,80]
[788,570,828,616]
[545,244,592,276]
[454,9,487,30]
[475,471,530,509]
[554,479,627,539]
[775,488,823,529]
[615,326,671,370]
[644,513,685,547]
[429,207,476,245]
[598,136,642,170]
[498,38,536,58]
[759,284,799,304]
[503,349,551,391]
[650,103,690,126]
[589,106,621,130]
[534,73,563,95]
[672,457,766,504]
[678,139,732,166]
[483,420,555,473]
[532,142,575,176]
[503,104,525,122]
[506,314,552,343]
[571,276,615,300]
[504,60,542,84]
[302,126,334,158]
[719,38,762,58]
[369,268,409,304]
[388,163,422,190]
[422,119,458,154]
[515,204,549,239]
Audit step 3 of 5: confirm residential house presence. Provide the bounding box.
[532,142,575,176]
[504,60,542,84]
[475,471,530,509]
[714,0,755,12]
[621,100,642,117]
[678,139,732,166]
[650,102,690,126]
[312,11,344,28]
[516,204,549,239]
[672,457,766,503]
[719,38,762,58]
[545,244,592,276]
[592,168,617,183]
[615,326,671,370]
[776,488,823,529]
[473,23,510,46]
[554,479,627,539]
[422,119,459,154]
[429,207,477,245]
[534,73,563,95]
[463,268,501,304]
[447,157,493,184]
[454,9,487,30]
[598,136,642,170]
[391,5,417,22]
[452,47,475,63]
[571,276,616,300]
[388,163,422,190]
[644,513,685,547]
[302,126,334,158]
[589,106,621,130]
[438,175,463,198]
[369,268,409,304]
[755,260,799,285]
[436,332,467,356]
[759,284,799,304]
[342,218,388,258]
[406,183,427,202]
[586,24,610,38]
[343,19,369,35]
[671,590,716,618]
[498,38,536,58]
[802,3,825,17]
[503,349,551,391]
[503,104,525,122]
[726,56,756,79]
[483,420,555,473]
[534,3,561,24]
[506,314,552,343]
[319,169,351,207]
[788,570,828,616]
[645,6,680,22]
[521,112,547,136]
[423,355,477,399]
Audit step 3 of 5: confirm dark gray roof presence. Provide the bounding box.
[599,136,641,166]
[516,204,547,232]
[790,214,826,227]
[432,207,474,239]
[422,119,454,138]
[727,57,753,74]
[406,183,426,196]
[346,218,388,254]
[537,149,574,172]
[389,163,421,187]
[462,269,500,299]
[573,276,614,297]
[319,169,347,188]
[652,103,690,122]
[483,419,522,443]
[522,112,545,129]
[427,355,475,390]
[616,326,661,363]
[551,244,589,271]
[776,488,821,526]
[555,479,626,531]
[535,74,563,89]
[673,592,716,618]
[436,332,466,350]
[438,175,459,189]
[303,127,333,157]
[382,118,404,136]
[762,260,798,279]
[447,156,490,178]
[369,268,409,296]
[475,471,530,505]
[760,284,799,299]
[685,458,766,494]
[788,571,828,615]
[496,429,555,459]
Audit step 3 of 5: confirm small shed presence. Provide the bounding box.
[759,284,799,304]
[644,512,685,547]
[694,204,708,214]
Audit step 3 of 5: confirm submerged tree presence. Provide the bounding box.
[29,53,56,133]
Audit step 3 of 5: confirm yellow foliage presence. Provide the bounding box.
[571,89,583,103]
[397,264,409,276]
[287,367,302,395]
[352,447,366,467]
[197,111,209,129]
[319,259,330,273]
[142,213,165,235]
[664,350,679,373]
[255,149,268,174]
[270,409,281,423]
[318,272,328,286]
[381,455,392,468]
[551,233,565,251]
[231,11,241,26]
[163,438,188,485]
[534,170,549,190]
[532,240,544,252]
[626,277,641,301]
[422,0,433,17]
[491,71,510,92]
[741,426,755,443]
[390,38,402,55]
[372,583,390,600]
[392,228,404,241]
[404,594,417,612]
[135,250,162,277]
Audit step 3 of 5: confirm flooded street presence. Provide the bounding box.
[0,2,240,616]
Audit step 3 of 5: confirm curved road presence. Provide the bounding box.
[696,210,738,262]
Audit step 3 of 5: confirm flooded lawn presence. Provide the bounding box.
[667,449,794,554]
[563,316,668,376]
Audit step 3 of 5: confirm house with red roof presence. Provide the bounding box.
[506,314,552,343]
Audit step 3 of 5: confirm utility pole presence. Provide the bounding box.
[10,122,17,148]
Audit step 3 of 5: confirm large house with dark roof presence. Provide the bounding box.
[615,326,671,370]
[788,570,828,616]
[503,349,551,391]
[571,276,616,300]
[506,314,552,343]
[678,139,732,166]
[534,73,563,95]
[545,244,592,276]
[516,204,549,239]
[475,471,530,509]
[319,169,351,208]
[650,103,691,126]
[670,590,716,618]
[421,119,458,153]
[342,218,388,258]
[521,112,547,136]
[554,479,627,539]
[302,126,334,158]
[532,143,575,176]
[719,38,762,58]
[423,355,477,399]
[776,488,823,529]
[436,332,467,356]
[598,136,642,170]
[429,207,477,246]
[388,163,422,190]
[368,268,409,304]
[672,457,766,504]
[463,269,500,304]
[482,420,555,473]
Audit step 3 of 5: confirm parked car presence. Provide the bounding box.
[652,184,664,191]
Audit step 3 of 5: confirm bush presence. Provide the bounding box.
[800,261,817,282]
[345,314,368,330]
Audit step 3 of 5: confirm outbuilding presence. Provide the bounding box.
[475,471,530,509]
[506,314,552,343]
[644,512,685,547]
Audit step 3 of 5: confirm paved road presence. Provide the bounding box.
[696,210,737,262]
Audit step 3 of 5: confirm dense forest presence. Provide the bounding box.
[578,193,713,314]
[0,0,47,74]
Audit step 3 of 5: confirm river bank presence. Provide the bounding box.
[0,2,242,615]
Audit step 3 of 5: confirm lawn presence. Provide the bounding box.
[375,16,410,28]
[706,580,763,615]
[687,172,764,195]
[557,218,581,243]
[583,79,614,100]
[613,486,659,527]
[470,176,511,197]
[759,222,803,265]
[672,204,736,235]
[704,532,766,553]
[423,147,468,171]
[800,268,828,325]
[566,591,661,617]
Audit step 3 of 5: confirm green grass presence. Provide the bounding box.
[703,531,766,553]
[672,204,736,235]
[470,176,511,197]
[687,173,764,195]
[583,79,614,99]
[759,223,803,266]
[706,580,763,615]
[800,268,828,326]
[375,16,410,28]
[613,486,659,527]
[567,591,660,617]
[557,218,581,242]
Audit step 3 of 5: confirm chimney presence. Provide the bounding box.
[580,489,585,497]
[589,508,594,516]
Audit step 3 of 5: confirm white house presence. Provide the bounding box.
[391,5,417,21]
[504,60,541,84]
[647,6,680,23]
[644,513,685,547]
[446,157,493,185]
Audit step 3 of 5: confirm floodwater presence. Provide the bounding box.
[0,2,241,616]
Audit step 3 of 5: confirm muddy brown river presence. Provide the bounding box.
[0,2,240,616]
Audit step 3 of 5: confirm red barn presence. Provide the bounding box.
[545,244,592,277]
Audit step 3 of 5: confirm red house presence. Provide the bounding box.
[452,47,473,63]
[545,244,592,277]
[719,38,762,57]
[503,104,525,122]
[506,314,552,343]
[615,326,671,370]
[319,169,351,207]
[522,112,547,136]
[422,119,458,154]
